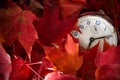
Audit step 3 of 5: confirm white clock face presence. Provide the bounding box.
[71,15,117,51]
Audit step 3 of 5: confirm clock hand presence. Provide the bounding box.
[94,31,115,40]
[87,37,95,49]
[94,35,112,40]
[87,35,112,49]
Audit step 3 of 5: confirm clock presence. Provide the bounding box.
[71,11,118,51]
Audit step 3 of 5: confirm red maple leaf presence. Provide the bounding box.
[77,44,99,80]
[0,0,119,80]
[0,44,11,80]
[58,0,87,17]
[34,0,83,45]
[30,41,53,78]
[0,2,38,59]
[95,46,120,80]
[10,57,31,80]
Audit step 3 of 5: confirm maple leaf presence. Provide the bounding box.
[30,42,49,77]
[0,3,38,60]
[31,41,45,62]
[95,46,120,80]
[34,0,80,45]
[58,0,87,17]
[0,44,12,80]
[12,40,27,60]
[38,58,55,77]
[43,34,83,75]
[10,57,31,80]
[77,44,99,80]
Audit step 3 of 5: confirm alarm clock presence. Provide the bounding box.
[71,11,118,51]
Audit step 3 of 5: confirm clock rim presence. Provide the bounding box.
[79,10,115,28]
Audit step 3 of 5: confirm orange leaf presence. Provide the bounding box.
[43,34,83,75]
[95,67,100,80]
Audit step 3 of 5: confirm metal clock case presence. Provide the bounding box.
[71,11,118,51]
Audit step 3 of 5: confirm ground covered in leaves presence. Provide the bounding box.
[0,0,120,80]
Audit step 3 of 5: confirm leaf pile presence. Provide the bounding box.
[0,0,120,80]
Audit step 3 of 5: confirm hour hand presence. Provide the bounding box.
[87,37,95,49]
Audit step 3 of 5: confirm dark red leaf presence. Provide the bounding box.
[12,40,27,60]
[34,0,80,45]
[86,0,103,10]
[38,58,55,77]
[77,44,99,80]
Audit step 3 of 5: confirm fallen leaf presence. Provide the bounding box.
[0,44,11,80]
[43,34,83,74]
[58,0,87,17]
[38,58,55,77]
[34,0,80,45]
[95,46,120,80]
[0,3,38,59]
[77,43,99,80]
[10,57,31,80]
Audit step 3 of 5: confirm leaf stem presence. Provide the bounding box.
[26,64,44,80]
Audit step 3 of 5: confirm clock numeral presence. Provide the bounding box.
[95,27,97,31]
[95,21,101,25]
[79,25,84,29]
[73,31,79,37]
[87,20,91,25]
[104,27,106,31]
[71,30,79,38]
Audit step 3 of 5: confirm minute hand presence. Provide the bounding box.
[87,35,112,49]
[94,35,112,40]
